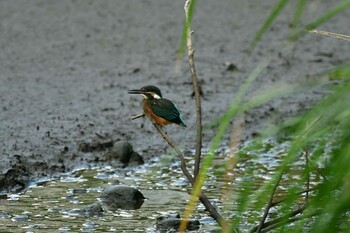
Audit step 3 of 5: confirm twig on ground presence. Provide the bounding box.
[184,0,202,179]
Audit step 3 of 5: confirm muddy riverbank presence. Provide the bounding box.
[1,0,349,188]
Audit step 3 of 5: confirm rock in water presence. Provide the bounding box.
[156,213,200,232]
[99,185,145,210]
[78,203,104,216]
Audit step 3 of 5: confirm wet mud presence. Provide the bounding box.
[0,1,349,190]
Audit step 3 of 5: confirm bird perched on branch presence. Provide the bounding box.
[128,85,187,127]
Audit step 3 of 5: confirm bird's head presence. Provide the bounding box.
[128,85,163,99]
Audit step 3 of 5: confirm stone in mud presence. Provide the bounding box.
[99,185,145,210]
[156,213,200,232]
[108,141,143,165]
[0,164,30,194]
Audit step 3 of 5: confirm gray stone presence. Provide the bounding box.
[129,151,144,165]
[99,185,145,210]
[109,141,135,164]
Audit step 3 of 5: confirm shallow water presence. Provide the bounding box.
[0,139,307,232]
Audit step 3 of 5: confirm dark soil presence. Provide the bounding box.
[1,0,349,190]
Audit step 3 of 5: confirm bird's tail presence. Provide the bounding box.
[179,116,187,127]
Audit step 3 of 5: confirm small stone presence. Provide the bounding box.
[224,61,239,72]
[99,185,145,210]
[111,141,134,164]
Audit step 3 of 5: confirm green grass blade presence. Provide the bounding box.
[289,0,306,40]
[250,0,288,50]
[291,0,306,29]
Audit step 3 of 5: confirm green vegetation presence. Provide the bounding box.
[180,0,350,232]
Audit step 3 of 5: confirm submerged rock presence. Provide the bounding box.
[70,203,104,217]
[156,213,200,232]
[80,203,104,216]
[99,185,145,210]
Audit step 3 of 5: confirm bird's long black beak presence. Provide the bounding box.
[128,89,143,95]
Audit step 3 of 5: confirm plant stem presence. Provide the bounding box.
[184,0,202,179]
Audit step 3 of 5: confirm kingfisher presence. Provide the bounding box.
[128,85,187,127]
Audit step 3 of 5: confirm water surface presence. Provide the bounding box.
[0,140,307,232]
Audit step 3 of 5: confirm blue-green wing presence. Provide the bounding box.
[150,99,187,127]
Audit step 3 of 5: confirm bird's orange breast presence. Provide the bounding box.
[142,100,172,126]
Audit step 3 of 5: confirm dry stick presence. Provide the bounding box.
[259,205,322,233]
[152,123,227,228]
[183,0,228,230]
[261,210,321,233]
[309,29,350,42]
[152,123,194,184]
[258,206,316,233]
[131,113,145,120]
[184,0,202,179]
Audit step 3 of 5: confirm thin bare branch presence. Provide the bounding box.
[151,123,228,229]
[309,29,350,42]
[184,0,202,179]
[131,113,145,120]
[270,188,315,207]
[256,171,284,232]
[250,204,307,233]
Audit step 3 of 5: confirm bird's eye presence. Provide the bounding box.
[141,88,146,92]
